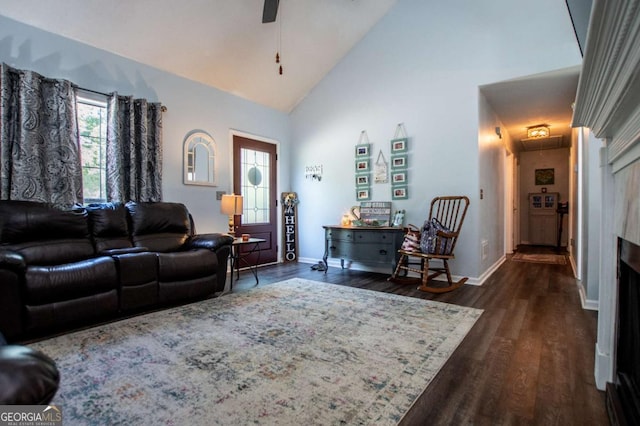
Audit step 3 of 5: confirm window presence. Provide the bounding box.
[77,93,107,203]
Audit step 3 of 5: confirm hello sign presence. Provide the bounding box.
[281,192,298,262]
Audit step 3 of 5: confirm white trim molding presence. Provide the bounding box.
[572,0,640,167]
[572,0,640,391]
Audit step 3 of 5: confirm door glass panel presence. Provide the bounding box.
[240,148,270,224]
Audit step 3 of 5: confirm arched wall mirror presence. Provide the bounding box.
[184,131,216,186]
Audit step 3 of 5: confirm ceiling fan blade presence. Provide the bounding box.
[262,0,279,23]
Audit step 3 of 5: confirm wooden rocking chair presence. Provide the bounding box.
[389,196,470,293]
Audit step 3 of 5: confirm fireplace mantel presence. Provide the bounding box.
[572,0,640,170]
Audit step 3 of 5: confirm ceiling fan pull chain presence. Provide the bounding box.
[277,1,283,75]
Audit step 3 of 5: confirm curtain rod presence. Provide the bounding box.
[78,87,167,112]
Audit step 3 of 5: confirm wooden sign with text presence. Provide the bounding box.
[281,192,299,262]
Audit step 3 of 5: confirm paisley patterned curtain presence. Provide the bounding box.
[0,63,82,206]
[106,93,163,202]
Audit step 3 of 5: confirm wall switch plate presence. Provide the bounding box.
[216,191,226,200]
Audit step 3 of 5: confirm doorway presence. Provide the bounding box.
[480,67,579,259]
[517,147,570,250]
[232,134,278,266]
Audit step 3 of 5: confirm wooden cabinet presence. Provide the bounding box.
[322,226,404,272]
[528,193,558,246]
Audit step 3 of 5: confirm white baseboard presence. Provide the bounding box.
[471,255,506,286]
[594,342,613,391]
[577,280,599,311]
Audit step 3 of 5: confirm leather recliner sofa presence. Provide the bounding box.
[0,332,60,405]
[0,200,234,342]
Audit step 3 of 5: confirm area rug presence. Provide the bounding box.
[31,278,483,425]
[511,252,567,265]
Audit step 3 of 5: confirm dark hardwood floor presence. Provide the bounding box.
[231,249,608,425]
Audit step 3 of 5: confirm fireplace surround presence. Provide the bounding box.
[570,0,640,409]
[607,238,640,425]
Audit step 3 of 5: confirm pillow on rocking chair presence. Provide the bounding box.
[420,218,454,255]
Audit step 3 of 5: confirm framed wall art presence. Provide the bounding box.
[391,154,408,169]
[356,188,371,201]
[390,138,408,153]
[535,168,555,185]
[392,186,408,200]
[389,123,410,200]
[355,144,370,157]
[354,130,372,202]
[355,159,370,172]
[356,173,370,187]
[392,171,407,185]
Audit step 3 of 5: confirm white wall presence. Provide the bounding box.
[569,127,580,269]
[583,130,602,306]
[478,92,507,272]
[0,15,291,234]
[567,127,601,308]
[290,0,582,280]
[518,147,570,246]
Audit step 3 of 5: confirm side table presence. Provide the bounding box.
[229,237,266,290]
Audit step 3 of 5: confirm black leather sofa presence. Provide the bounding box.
[0,200,233,342]
[0,332,60,405]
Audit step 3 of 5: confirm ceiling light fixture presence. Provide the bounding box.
[527,124,550,138]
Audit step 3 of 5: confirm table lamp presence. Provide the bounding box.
[221,194,243,236]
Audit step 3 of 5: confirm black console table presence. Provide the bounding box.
[322,225,405,273]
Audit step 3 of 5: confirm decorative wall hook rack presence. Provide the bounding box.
[305,165,323,181]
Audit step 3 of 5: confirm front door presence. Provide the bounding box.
[233,135,278,266]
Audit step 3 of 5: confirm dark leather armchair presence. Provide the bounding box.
[0,333,59,405]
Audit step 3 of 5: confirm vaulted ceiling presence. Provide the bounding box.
[0,1,587,152]
[0,0,398,112]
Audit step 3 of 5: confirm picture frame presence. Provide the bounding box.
[535,168,555,185]
[356,173,370,187]
[391,154,408,169]
[355,144,370,157]
[391,171,407,185]
[356,188,371,201]
[390,137,408,153]
[392,186,408,200]
[355,159,370,172]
